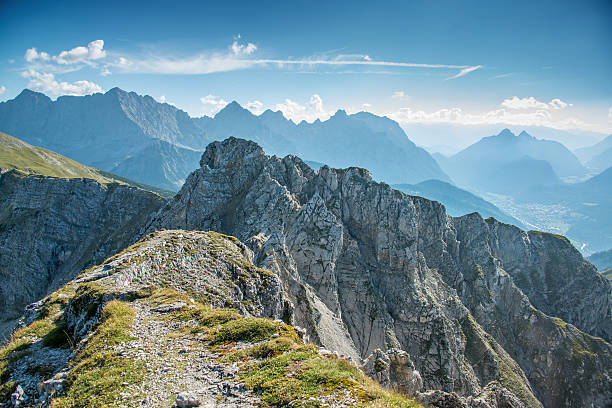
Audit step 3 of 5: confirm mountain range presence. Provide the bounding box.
[435,129,587,193]
[0,88,448,190]
[1,136,611,408]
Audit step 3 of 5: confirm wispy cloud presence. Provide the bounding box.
[0,86,6,95]
[445,65,482,80]
[110,55,482,78]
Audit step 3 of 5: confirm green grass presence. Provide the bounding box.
[0,132,116,183]
[0,131,170,197]
[51,300,144,408]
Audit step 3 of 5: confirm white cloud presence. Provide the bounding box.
[21,69,102,97]
[608,107,612,120]
[0,86,6,95]
[55,40,106,64]
[446,65,482,80]
[231,40,257,56]
[25,40,107,67]
[200,94,228,115]
[245,100,264,114]
[501,96,572,110]
[392,91,408,100]
[548,98,569,109]
[100,67,111,76]
[275,94,332,123]
[24,48,50,62]
[158,95,176,106]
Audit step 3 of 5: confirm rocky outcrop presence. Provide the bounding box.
[146,137,612,408]
[0,170,165,338]
[0,230,425,408]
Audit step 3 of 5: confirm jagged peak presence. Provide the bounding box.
[199,136,266,169]
[15,88,51,102]
[497,128,515,138]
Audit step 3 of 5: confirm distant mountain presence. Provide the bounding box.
[438,129,587,194]
[574,134,612,172]
[575,134,612,161]
[198,103,450,184]
[587,147,612,172]
[0,88,211,190]
[0,88,450,190]
[588,248,612,272]
[393,179,525,228]
[0,131,174,197]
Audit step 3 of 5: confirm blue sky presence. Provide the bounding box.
[1,0,611,140]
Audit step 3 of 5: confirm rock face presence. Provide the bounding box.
[146,137,612,408]
[0,170,165,336]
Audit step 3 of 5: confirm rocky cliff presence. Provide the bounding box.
[145,137,612,408]
[1,230,431,408]
[0,170,165,338]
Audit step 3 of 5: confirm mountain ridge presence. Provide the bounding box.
[0,88,450,190]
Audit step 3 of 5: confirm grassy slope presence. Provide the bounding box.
[0,132,175,197]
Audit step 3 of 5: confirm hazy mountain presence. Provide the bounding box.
[404,122,606,151]
[588,248,612,272]
[587,147,612,172]
[0,88,212,190]
[575,134,612,161]
[393,179,525,228]
[198,103,450,184]
[108,139,202,191]
[0,88,449,190]
[437,129,586,194]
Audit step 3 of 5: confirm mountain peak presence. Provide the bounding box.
[215,101,251,118]
[497,128,515,138]
[332,109,348,118]
[15,88,51,102]
[105,87,127,96]
[518,130,534,139]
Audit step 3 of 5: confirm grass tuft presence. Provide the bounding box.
[51,300,144,408]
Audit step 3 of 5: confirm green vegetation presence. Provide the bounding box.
[151,287,422,408]
[0,131,170,197]
[52,300,144,408]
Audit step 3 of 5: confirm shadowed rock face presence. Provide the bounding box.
[146,137,612,408]
[0,170,165,335]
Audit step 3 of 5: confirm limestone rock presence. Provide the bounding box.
[146,137,612,408]
[0,170,165,338]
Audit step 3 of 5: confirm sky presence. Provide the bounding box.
[1,0,611,146]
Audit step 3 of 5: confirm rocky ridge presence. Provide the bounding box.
[0,230,431,408]
[0,170,165,339]
[145,137,612,408]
